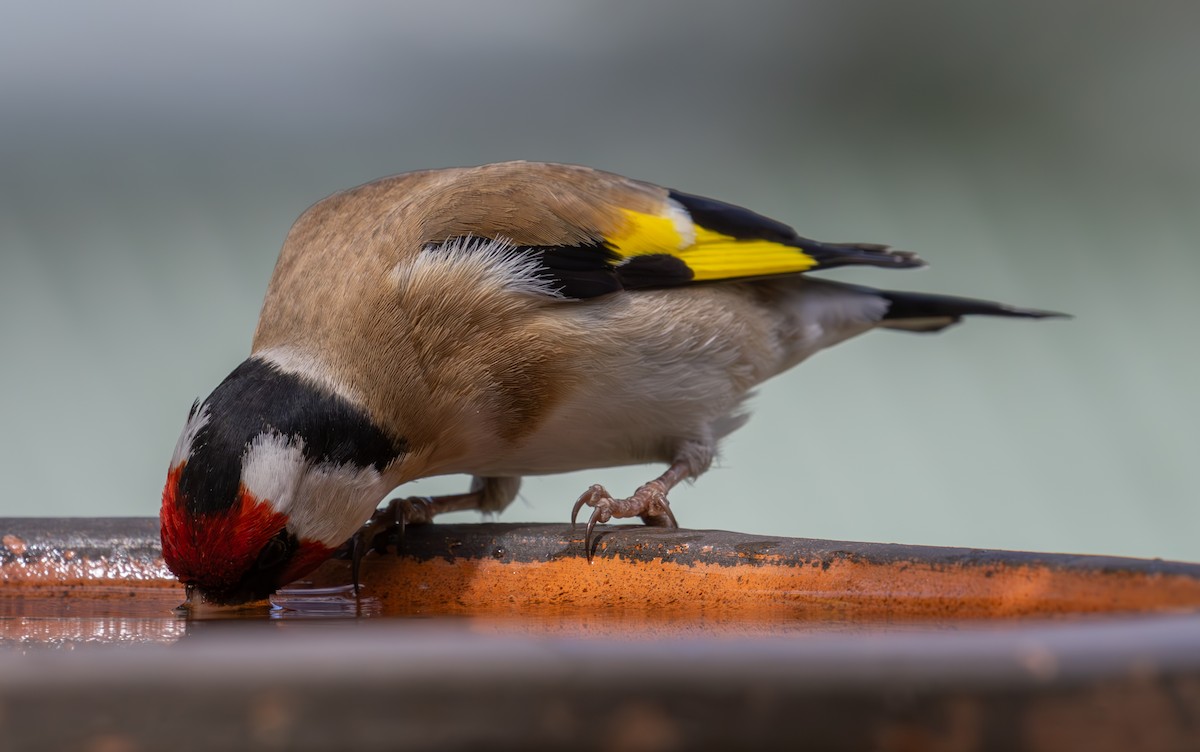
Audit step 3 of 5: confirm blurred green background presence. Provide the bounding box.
[2,1,1197,560]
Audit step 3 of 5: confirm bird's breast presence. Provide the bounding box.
[443,288,783,477]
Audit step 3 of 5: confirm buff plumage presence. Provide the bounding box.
[161,161,1063,604]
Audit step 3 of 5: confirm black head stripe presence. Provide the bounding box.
[178,358,405,516]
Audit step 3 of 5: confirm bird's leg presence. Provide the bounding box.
[364,491,484,549]
[342,477,520,593]
[345,492,483,594]
[571,459,692,563]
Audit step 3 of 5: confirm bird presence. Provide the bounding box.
[160,160,1064,605]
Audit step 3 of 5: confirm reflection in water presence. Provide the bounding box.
[2,584,1119,652]
[270,584,382,619]
[0,617,187,650]
[0,591,189,650]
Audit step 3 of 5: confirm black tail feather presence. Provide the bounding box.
[876,289,1069,333]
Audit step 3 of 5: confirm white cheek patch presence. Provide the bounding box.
[291,461,397,548]
[240,432,396,548]
[171,403,211,468]
[240,433,307,515]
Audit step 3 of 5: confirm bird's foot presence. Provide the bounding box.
[571,480,679,563]
[361,497,429,552]
[338,491,485,594]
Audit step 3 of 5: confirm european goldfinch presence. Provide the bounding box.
[161,161,1063,605]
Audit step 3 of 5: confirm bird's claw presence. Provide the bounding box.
[570,482,678,563]
[340,496,439,595]
[362,496,438,555]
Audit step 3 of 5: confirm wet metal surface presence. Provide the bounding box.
[1,517,175,588]
[327,524,1200,621]
[9,518,1200,621]
[2,518,1200,750]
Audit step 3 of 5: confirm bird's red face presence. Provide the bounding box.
[160,463,336,605]
[161,358,405,605]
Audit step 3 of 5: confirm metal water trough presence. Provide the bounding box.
[3,518,1200,751]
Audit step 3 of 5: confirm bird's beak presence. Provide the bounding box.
[175,582,273,614]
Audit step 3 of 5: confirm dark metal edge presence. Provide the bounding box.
[4,517,1200,580]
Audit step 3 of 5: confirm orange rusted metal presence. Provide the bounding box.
[333,553,1200,621]
[5,518,1200,750]
[6,519,1200,623]
[317,524,1200,623]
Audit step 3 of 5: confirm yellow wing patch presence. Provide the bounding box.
[685,227,819,280]
[607,208,818,283]
[607,208,688,256]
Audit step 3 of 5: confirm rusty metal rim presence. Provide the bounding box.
[5,517,1200,576]
[7,518,1200,620]
[6,518,1200,576]
[4,518,1200,750]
